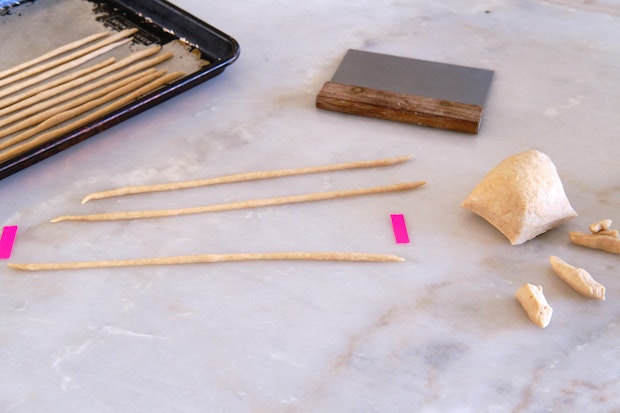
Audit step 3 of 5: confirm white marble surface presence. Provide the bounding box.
[1,0,620,411]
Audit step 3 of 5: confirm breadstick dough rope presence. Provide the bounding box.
[0,72,184,163]
[0,29,137,89]
[0,31,110,81]
[0,46,166,117]
[0,67,158,132]
[0,70,165,150]
[0,69,160,144]
[0,59,116,112]
[52,181,426,222]
[0,39,130,101]
[7,252,405,271]
[81,154,414,203]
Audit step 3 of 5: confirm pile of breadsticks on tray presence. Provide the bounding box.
[0,28,183,163]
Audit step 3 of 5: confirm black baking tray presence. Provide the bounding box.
[0,0,239,180]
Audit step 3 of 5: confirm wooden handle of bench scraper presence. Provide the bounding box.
[316,81,483,134]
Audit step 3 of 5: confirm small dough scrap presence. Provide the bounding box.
[461,150,577,245]
[589,219,612,234]
[570,231,620,254]
[515,283,553,328]
[549,255,605,300]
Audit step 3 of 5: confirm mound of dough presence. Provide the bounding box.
[461,150,577,245]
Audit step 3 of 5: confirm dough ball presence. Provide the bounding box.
[461,150,577,245]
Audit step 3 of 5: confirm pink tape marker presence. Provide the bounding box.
[0,225,18,259]
[390,214,410,244]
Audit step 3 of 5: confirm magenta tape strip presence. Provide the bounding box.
[390,214,410,244]
[0,225,18,259]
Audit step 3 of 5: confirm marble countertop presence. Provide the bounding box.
[1,0,619,411]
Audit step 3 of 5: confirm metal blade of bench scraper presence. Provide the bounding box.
[331,49,494,106]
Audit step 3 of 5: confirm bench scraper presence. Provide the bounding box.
[316,49,494,134]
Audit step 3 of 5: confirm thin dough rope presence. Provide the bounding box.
[0,69,160,143]
[0,72,184,163]
[0,67,158,131]
[81,154,414,203]
[7,252,405,271]
[0,59,116,112]
[0,29,137,89]
[0,39,131,101]
[0,70,165,150]
[0,31,109,81]
[52,181,426,222]
[0,46,166,117]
